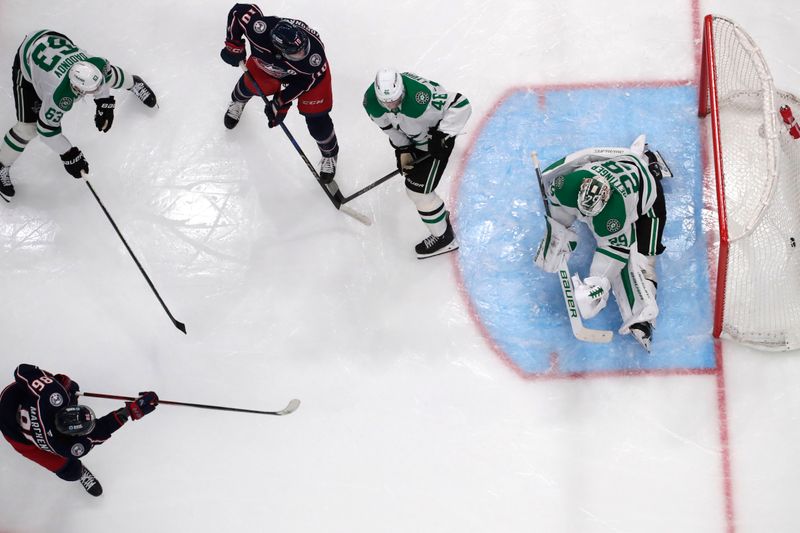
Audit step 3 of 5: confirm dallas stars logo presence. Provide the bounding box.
[415,91,430,105]
[606,219,621,232]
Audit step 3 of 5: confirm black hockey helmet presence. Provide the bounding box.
[270,20,310,60]
[54,405,96,436]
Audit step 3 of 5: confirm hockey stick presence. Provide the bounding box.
[84,179,186,334]
[339,154,432,204]
[79,392,300,416]
[238,63,371,226]
[531,152,613,343]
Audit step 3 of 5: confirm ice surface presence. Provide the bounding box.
[0,1,799,532]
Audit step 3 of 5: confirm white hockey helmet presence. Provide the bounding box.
[577,175,612,216]
[68,62,103,95]
[374,68,405,110]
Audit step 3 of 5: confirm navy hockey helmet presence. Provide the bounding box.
[270,21,310,61]
[54,405,96,436]
[577,175,612,217]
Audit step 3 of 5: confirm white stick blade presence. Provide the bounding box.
[278,398,301,415]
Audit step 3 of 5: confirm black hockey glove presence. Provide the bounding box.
[94,96,115,133]
[265,99,292,128]
[125,391,159,420]
[394,145,415,174]
[220,40,246,67]
[428,128,455,159]
[60,147,89,179]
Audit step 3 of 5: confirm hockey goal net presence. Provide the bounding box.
[699,14,800,350]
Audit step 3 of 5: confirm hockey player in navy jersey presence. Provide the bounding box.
[220,4,340,184]
[0,364,158,496]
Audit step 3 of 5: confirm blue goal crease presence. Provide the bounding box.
[455,86,715,375]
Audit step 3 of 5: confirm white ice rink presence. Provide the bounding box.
[1,1,799,532]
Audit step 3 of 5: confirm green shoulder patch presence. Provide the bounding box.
[53,77,78,111]
[398,74,432,119]
[551,169,591,209]
[592,192,627,237]
[363,84,388,118]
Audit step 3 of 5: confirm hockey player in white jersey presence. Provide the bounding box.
[533,135,670,351]
[0,30,157,197]
[364,69,471,259]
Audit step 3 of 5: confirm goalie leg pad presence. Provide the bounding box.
[534,216,578,274]
[572,274,611,319]
[613,251,659,334]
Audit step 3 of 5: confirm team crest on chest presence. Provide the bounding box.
[309,54,322,67]
[415,91,430,105]
[253,20,267,34]
[49,393,63,407]
[606,219,621,232]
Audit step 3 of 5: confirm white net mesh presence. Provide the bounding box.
[707,16,800,350]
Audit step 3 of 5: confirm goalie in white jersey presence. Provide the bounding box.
[364,69,471,259]
[534,135,670,351]
[0,30,157,197]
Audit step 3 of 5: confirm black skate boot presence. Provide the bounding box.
[0,163,14,197]
[129,75,157,108]
[79,466,103,497]
[319,154,337,184]
[415,213,458,259]
[630,321,654,352]
[224,101,247,130]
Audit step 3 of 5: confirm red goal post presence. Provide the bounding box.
[699,14,800,351]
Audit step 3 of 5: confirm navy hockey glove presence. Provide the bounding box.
[126,391,159,420]
[266,99,292,128]
[94,96,115,133]
[60,147,89,178]
[220,40,246,67]
[427,129,455,159]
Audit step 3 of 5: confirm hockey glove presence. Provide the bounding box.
[534,216,577,273]
[94,96,115,133]
[394,146,415,174]
[220,40,246,67]
[125,391,159,420]
[265,99,292,128]
[60,147,89,179]
[427,128,455,159]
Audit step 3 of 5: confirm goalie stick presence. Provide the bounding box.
[531,152,613,343]
[239,64,371,226]
[79,392,301,416]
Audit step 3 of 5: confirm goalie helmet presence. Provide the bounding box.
[270,21,310,61]
[374,68,405,110]
[577,175,611,216]
[68,62,104,95]
[54,405,96,436]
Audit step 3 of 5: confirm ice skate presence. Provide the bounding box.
[79,466,103,497]
[224,101,246,130]
[0,163,14,197]
[629,321,654,352]
[129,75,157,108]
[415,213,458,259]
[319,154,337,184]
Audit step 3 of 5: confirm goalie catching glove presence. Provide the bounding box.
[534,216,577,273]
[572,274,611,319]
